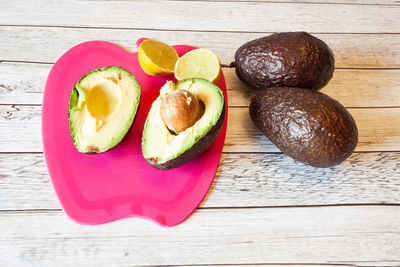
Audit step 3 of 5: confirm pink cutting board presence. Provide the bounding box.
[42,39,228,227]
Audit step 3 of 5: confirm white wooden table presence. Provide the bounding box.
[1,1,400,266]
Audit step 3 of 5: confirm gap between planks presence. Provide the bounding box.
[165,0,400,7]
[2,151,400,154]
[3,60,400,70]
[2,24,400,34]
[196,266,357,267]
[1,203,399,214]
[9,0,400,6]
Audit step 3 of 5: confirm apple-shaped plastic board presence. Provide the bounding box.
[42,40,228,226]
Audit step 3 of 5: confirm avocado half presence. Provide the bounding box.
[69,66,141,153]
[142,78,225,170]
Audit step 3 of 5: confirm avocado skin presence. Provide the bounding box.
[249,87,358,167]
[235,32,334,91]
[147,104,225,170]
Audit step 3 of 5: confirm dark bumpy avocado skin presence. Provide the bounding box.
[249,87,358,167]
[148,104,225,170]
[235,32,334,91]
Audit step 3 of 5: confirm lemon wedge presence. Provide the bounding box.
[174,48,221,84]
[138,39,179,76]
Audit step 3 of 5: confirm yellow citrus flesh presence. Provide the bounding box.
[138,39,179,76]
[174,48,221,84]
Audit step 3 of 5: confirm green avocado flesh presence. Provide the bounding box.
[142,78,224,169]
[69,66,141,153]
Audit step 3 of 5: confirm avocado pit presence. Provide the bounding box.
[160,89,203,134]
[86,79,123,122]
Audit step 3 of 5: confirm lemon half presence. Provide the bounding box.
[138,39,179,77]
[174,48,221,84]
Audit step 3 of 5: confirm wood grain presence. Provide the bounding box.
[1,206,399,266]
[226,107,400,152]
[1,152,399,210]
[177,0,400,4]
[0,62,48,105]
[1,62,400,108]
[2,26,400,68]
[1,1,399,266]
[0,105,41,152]
[1,105,400,153]
[2,1,400,33]
[177,266,351,267]
[224,68,400,108]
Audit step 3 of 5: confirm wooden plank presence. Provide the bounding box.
[82,0,400,4]
[2,26,400,68]
[0,62,48,105]
[1,105,400,153]
[1,206,399,266]
[0,105,41,152]
[177,266,351,267]
[224,68,400,108]
[225,107,400,152]
[1,152,399,210]
[177,266,349,267]
[1,1,399,33]
[175,0,400,4]
[2,62,400,108]
[210,152,400,207]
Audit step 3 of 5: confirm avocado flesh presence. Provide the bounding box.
[235,32,334,91]
[69,66,141,153]
[142,78,225,170]
[249,87,358,167]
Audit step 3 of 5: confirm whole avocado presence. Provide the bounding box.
[235,32,335,91]
[249,87,358,167]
